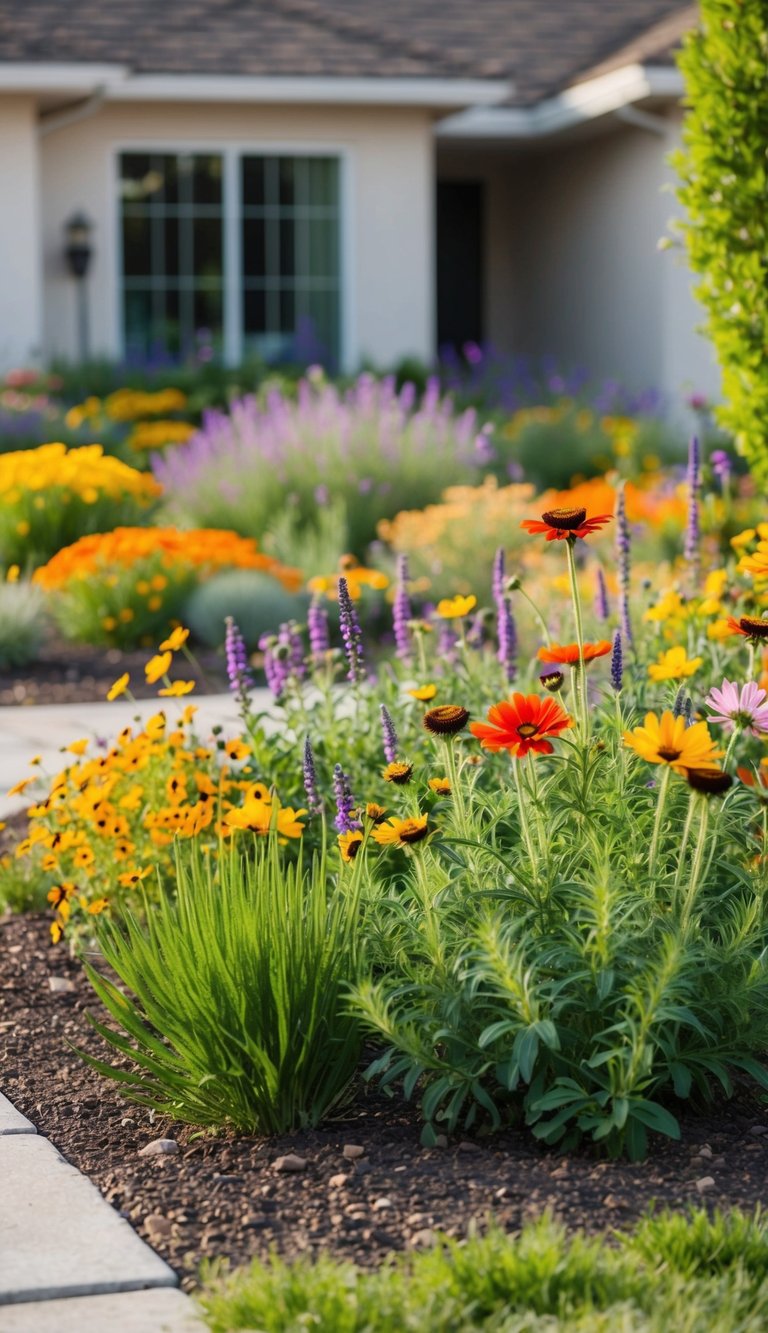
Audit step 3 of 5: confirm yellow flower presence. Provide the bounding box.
[147,596,163,612]
[224,739,250,761]
[6,565,19,583]
[65,739,90,757]
[428,777,451,795]
[408,684,437,701]
[87,897,109,915]
[436,594,477,619]
[144,712,167,739]
[708,618,734,641]
[648,646,702,682]
[372,815,429,847]
[7,777,34,797]
[159,626,190,652]
[16,521,30,537]
[383,762,413,785]
[731,528,756,549]
[224,798,305,839]
[623,711,723,772]
[107,673,130,701]
[118,867,152,888]
[145,651,173,684]
[158,680,196,697]
[644,590,687,625]
[738,542,768,581]
[338,830,364,862]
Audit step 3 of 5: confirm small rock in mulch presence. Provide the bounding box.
[409,1228,436,1248]
[329,1173,349,1189]
[342,1144,365,1159]
[139,1138,179,1158]
[145,1213,174,1240]
[47,976,76,994]
[695,1176,716,1193]
[273,1153,307,1173]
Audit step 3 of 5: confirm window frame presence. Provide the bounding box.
[111,140,353,369]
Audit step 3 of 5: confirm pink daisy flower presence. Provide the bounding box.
[705,678,768,735]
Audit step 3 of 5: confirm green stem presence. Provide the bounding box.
[722,725,742,771]
[517,587,551,646]
[524,753,546,859]
[680,798,710,933]
[565,539,589,738]
[512,758,538,876]
[674,789,697,888]
[443,737,470,842]
[648,764,672,878]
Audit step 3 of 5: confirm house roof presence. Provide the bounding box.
[0,1,695,106]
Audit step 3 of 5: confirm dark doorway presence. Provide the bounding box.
[436,180,484,352]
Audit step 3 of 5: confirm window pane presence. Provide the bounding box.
[243,288,266,335]
[307,157,338,208]
[193,218,223,280]
[122,213,151,277]
[279,219,295,277]
[242,219,266,277]
[193,155,223,205]
[124,288,153,357]
[242,157,265,208]
[308,218,338,278]
[163,216,180,279]
[280,288,295,334]
[194,286,223,335]
[278,157,295,207]
[305,289,339,359]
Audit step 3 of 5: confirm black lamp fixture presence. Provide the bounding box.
[63,211,94,360]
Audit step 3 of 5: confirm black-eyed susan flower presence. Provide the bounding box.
[364,803,388,823]
[106,673,130,701]
[118,867,152,887]
[158,680,196,697]
[383,762,413,785]
[145,651,172,684]
[87,898,109,915]
[428,777,451,795]
[539,670,565,693]
[159,627,190,652]
[225,739,251,761]
[338,830,364,862]
[623,711,723,772]
[684,767,734,796]
[423,705,470,736]
[373,815,429,847]
[408,684,437,701]
[470,694,572,758]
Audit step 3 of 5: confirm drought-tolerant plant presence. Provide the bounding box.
[153,371,480,558]
[0,443,161,567]
[81,840,363,1132]
[0,579,46,669]
[33,526,301,648]
[672,0,768,482]
[201,1209,768,1333]
[184,568,307,649]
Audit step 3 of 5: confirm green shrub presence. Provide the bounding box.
[80,841,363,1132]
[0,581,46,669]
[184,569,307,649]
[672,0,768,482]
[200,1209,768,1332]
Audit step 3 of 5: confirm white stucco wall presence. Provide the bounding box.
[39,101,434,369]
[513,114,721,408]
[0,97,42,371]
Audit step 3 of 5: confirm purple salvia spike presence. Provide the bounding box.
[615,485,633,646]
[337,576,366,683]
[594,567,609,621]
[302,737,322,815]
[497,597,518,683]
[379,704,399,764]
[333,763,360,833]
[393,554,412,660]
[610,629,623,693]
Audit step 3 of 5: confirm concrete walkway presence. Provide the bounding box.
[0,1092,202,1331]
[0,692,272,819]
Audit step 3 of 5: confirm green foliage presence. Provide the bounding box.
[672,0,768,481]
[0,581,46,668]
[184,569,307,649]
[80,842,362,1132]
[200,1209,768,1332]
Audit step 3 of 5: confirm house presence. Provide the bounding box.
[0,1,717,403]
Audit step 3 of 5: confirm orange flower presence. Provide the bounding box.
[725,615,768,642]
[470,693,572,759]
[537,640,612,666]
[521,506,612,542]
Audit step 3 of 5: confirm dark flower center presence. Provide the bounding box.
[541,506,587,530]
[399,821,429,844]
[685,767,733,796]
[740,617,768,639]
[657,746,682,762]
[423,705,470,736]
[517,722,539,739]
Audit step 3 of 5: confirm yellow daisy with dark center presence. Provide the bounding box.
[428,777,451,795]
[539,670,565,693]
[338,830,365,862]
[373,815,429,847]
[423,705,470,736]
[383,761,413,785]
[365,802,388,823]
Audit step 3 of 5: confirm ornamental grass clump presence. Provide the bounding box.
[81,841,362,1132]
[153,371,479,557]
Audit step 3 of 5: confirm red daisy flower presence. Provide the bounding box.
[521,506,612,542]
[469,693,572,759]
[537,640,612,666]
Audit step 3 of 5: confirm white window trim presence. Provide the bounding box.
[109,140,355,370]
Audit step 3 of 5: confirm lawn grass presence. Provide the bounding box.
[200,1208,768,1332]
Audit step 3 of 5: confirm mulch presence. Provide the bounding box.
[0,636,227,706]
[2,912,768,1294]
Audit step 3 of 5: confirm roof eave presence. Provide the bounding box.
[436,64,685,141]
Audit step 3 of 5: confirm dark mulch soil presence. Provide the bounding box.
[0,635,227,706]
[3,912,768,1293]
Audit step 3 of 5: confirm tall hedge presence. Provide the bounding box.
[672,0,768,482]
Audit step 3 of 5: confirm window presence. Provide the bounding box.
[118,150,342,366]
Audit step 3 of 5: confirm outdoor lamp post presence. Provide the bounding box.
[63,212,94,362]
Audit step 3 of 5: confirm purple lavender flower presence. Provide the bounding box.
[710,449,731,490]
[610,629,623,693]
[393,554,412,660]
[337,576,366,682]
[492,547,506,604]
[379,704,399,763]
[225,616,253,696]
[333,763,360,834]
[280,621,306,681]
[308,598,330,659]
[685,436,701,573]
[497,598,517,682]
[258,633,290,700]
[437,620,458,664]
[615,486,633,646]
[594,567,609,622]
[303,737,322,815]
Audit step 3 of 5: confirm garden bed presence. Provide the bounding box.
[3,911,768,1294]
[0,635,227,706]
